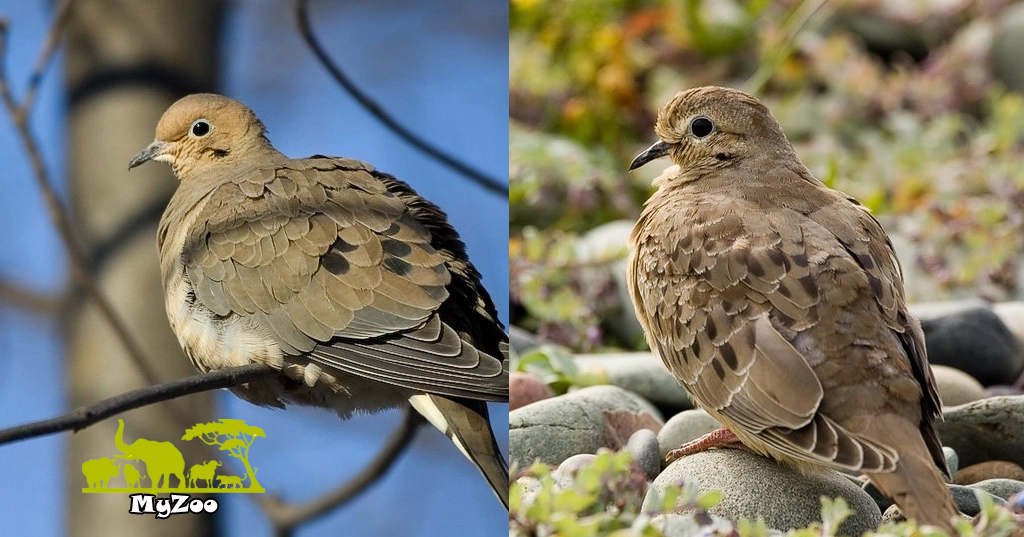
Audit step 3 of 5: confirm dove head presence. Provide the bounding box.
[629,86,797,175]
[129,93,278,180]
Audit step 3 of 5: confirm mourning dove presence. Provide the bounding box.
[129,93,509,509]
[627,87,958,530]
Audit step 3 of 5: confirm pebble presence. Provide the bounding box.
[575,352,694,413]
[955,461,1024,485]
[510,371,555,410]
[917,306,1024,386]
[509,385,663,468]
[626,428,661,481]
[656,409,722,460]
[642,449,880,535]
[932,365,986,406]
[937,396,1024,469]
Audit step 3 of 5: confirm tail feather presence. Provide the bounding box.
[864,417,958,532]
[409,394,509,510]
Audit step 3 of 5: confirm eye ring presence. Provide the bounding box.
[191,119,211,137]
[689,116,714,138]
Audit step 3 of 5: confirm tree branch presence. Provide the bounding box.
[257,407,423,537]
[294,0,508,197]
[0,363,277,446]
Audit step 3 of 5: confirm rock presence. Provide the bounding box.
[509,325,540,354]
[986,386,1024,398]
[966,478,1024,501]
[937,396,1024,469]
[556,453,598,475]
[657,409,722,460]
[575,352,694,412]
[862,480,894,513]
[917,306,1024,386]
[626,429,661,481]
[509,385,663,468]
[510,372,555,411]
[992,302,1024,351]
[932,365,986,406]
[643,449,880,535]
[949,484,1005,515]
[956,461,1024,485]
[945,447,960,477]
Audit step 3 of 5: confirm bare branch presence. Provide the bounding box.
[257,408,423,537]
[294,0,508,197]
[0,277,60,315]
[0,363,277,446]
[0,5,162,387]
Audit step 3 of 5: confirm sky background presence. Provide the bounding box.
[0,1,508,535]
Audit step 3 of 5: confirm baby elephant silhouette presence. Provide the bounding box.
[123,463,143,489]
[217,474,246,489]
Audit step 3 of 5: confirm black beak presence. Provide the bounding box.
[128,141,168,170]
[628,140,670,171]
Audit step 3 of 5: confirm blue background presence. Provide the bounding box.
[0,1,508,535]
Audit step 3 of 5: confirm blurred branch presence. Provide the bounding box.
[0,3,163,387]
[745,0,830,94]
[294,0,509,197]
[0,278,60,315]
[256,408,423,537]
[0,363,277,446]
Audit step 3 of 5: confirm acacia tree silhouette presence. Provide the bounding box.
[182,419,265,492]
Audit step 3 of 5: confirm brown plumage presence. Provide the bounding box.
[130,93,509,509]
[627,86,958,529]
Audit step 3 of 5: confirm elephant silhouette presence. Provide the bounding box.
[82,457,120,489]
[114,419,185,489]
[216,474,245,489]
[188,460,222,489]
[123,462,143,489]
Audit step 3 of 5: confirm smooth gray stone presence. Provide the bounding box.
[575,352,694,412]
[509,385,663,468]
[937,396,1024,469]
[643,450,880,535]
[949,484,1005,516]
[918,306,1024,386]
[626,428,661,481]
[966,478,1024,501]
[657,409,722,460]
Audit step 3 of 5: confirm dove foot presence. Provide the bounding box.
[665,427,749,462]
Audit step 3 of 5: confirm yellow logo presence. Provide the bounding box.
[81,419,265,517]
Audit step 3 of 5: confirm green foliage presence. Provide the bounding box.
[510,449,719,537]
[513,344,606,394]
[511,449,1023,537]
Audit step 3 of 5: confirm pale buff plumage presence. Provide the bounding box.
[628,86,958,530]
[130,93,509,509]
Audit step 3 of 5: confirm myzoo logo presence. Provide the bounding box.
[81,418,265,518]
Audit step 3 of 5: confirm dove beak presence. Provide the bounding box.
[628,140,670,171]
[128,141,169,170]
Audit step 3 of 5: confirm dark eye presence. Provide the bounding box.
[191,120,211,137]
[690,116,714,138]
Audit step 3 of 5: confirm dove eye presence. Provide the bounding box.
[689,116,714,138]
[191,120,211,137]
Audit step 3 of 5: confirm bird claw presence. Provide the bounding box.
[665,427,747,463]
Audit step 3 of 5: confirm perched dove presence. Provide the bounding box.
[129,93,509,509]
[627,87,959,530]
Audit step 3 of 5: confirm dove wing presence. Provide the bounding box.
[180,157,507,401]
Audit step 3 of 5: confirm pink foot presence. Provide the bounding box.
[665,427,749,462]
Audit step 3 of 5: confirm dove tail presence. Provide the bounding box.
[409,394,509,510]
[866,435,959,532]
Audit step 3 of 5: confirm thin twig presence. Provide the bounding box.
[256,408,422,537]
[0,277,60,315]
[0,5,161,387]
[294,0,508,197]
[744,0,830,95]
[0,363,278,446]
